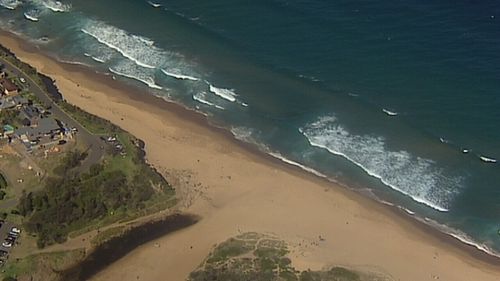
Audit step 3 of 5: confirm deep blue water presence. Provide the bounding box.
[1,0,499,254]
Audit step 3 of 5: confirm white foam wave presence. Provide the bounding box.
[382,108,398,116]
[109,66,162,90]
[479,156,497,163]
[90,56,105,63]
[209,84,237,102]
[269,152,328,178]
[147,1,161,8]
[161,69,199,81]
[192,92,224,110]
[398,206,415,215]
[229,126,328,179]
[138,36,154,46]
[80,21,168,70]
[419,217,500,258]
[0,0,21,10]
[24,11,40,22]
[39,0,70,12]
[300,115,463,212]
[230,126,260,146]
[83,51,108,64]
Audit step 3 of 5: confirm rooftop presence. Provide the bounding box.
[0,79,18,92]
[15,118,61,139]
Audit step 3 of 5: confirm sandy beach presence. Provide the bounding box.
[1,32,500,281]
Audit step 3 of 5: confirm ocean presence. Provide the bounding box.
[1,0,499,255]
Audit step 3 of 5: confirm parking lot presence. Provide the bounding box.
[0,220,20,267]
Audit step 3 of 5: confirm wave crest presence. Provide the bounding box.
[209,84,237,102]
[0,0,22,10]
[109,61,162,90]
[300,115,463,212]
[81,20,165,69]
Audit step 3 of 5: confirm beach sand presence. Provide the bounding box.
[1,33,500,281]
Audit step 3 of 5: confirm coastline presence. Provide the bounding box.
[1,30,500,280]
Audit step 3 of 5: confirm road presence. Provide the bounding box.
[0,57,104,171]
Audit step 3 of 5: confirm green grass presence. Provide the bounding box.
[0,249,85,280]
[58,102,114,135]
[104,133,139,180]
[90,226,125,246]
[207,238,254,263]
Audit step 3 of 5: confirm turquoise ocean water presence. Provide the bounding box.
[1,0,499,255]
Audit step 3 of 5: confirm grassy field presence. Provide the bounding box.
[90,226,125,246]
[1,249,85,281]
[58,102,114,136]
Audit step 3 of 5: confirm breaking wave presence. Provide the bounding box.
[208,84,237,102]
[147,1,161,8]
[161,69,200,81]
[81,21,165,69]
[382,108,398,116]
[109,61,162,90]
[419,217,500,258]
[479,155,497,163]
[24,10,41,22]
[299,115,463,212]
[269,152,328,178]
[37,0,71,12]
[83,52,106,63]
[193,92,224,110]
[0,0,22,10]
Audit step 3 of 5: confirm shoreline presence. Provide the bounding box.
[3,29,499,264]
[2,30,500,280]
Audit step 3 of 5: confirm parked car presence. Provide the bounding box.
[2,241,12,248]
[20,77,26,83]
[0,250,8,257]
[10,227,20,234]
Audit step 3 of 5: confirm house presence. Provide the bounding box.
[19,106,40,127]
[0,96,28,111]
[2,124,14,138]
[14,118,62,147]
[0,79,18,96]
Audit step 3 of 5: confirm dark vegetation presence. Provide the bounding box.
[1,43,177,247]
[17,142,174,248]
[0,172,7,200]
[189,233,389,281]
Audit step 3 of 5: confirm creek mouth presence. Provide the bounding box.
[60,213,199,281]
